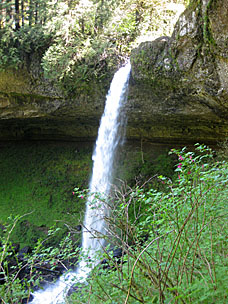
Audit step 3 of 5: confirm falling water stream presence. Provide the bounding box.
[31,62,131,303]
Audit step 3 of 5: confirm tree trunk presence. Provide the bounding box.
[35,0,38,24]
[15,0,20,30]
[21,0,24,26]
[29,0,33,26]
[0,0,3,29]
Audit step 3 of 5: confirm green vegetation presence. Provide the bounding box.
[202,0,216,46]
[0,142,93,248]
[68,144,228,303]
[1,143,227,303]
[0,0,188,94]
[0,141,177,303]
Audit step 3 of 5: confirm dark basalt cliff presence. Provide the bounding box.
[0,0,228,144]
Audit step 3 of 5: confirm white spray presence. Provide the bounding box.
[31,62,131,303]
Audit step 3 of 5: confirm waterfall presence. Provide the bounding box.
[30,62,131,304]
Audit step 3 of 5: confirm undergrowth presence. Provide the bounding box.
[69,144,228,304]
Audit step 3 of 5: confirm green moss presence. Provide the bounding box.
[0,142,93,248]
[202,0,216,46]
[7,91,61,105]
[116,145,175,188]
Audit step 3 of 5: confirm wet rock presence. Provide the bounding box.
[100,247,124,271]
[22,294,34,303]
[18,246,32,260]
[75,225,82,232]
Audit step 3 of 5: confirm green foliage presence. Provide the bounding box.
[41,35,118,93]
[14,25,52,57]
[69,144,228,303]
[0,0,188,93]
[0,28,21,69]
[0,25,51,69]
[40,0,123,93]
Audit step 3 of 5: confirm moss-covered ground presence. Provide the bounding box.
[0,141,93,248]
[116,141,176,187]
[0,141,176,249]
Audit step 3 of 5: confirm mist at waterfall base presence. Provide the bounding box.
[30,62,131,304]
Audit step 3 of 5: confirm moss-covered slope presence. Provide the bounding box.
[0,141,93,247]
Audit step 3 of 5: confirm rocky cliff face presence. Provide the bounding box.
[0,0,228,144]
[129,0,228,144]
[0,68,107,140]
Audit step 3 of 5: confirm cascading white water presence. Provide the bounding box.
[31,62,131,304]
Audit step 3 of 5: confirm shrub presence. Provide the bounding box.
[70,144,228,303]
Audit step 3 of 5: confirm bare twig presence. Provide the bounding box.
[124,230,174,304]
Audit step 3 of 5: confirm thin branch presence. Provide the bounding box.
[124,230,174,304]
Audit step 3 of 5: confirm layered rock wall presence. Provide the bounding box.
[0,69,106,140]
